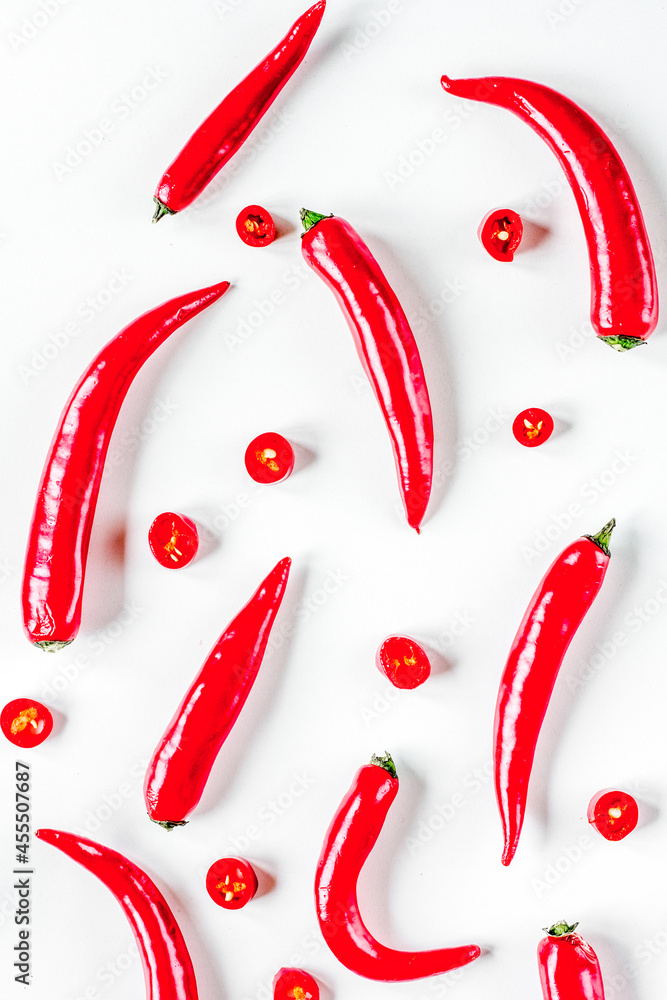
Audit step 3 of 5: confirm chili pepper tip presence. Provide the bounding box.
[152,198,177,224]
[34,639,73,652]
[370,752,397,779]
[544,921,579,938]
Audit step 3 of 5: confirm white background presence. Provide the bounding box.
[1,0,667,998]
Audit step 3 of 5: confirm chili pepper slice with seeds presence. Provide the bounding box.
[153,3,325,221]
[206,857,258,909]
[538,922,606,1000]
[36,829,199,1000]
[478,208,523,261]
[144,558,291,828]
[236,205,277,247]
[494,519,615,865]
[315,753,481,980]
[301,210,433,531]
[441,75,658,351]
[1,698,53,748]
[22,282,230,651]
[273,968,319,1000]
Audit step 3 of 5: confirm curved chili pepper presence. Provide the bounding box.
[538,921,606,1000]
[300,210,433,531]
[494,519,615,866]
[441,75,658,352]
[153,2,325,221]
[36,828,199,1000]
[144,557,291,828]
[22,282,230,651]
[315,753,481,981]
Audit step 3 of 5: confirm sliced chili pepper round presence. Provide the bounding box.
[512,407,554,448]
[273,967,320,1000]
[478,208,523,262]
[587,788,638,841]
[1,698,53,748]
[206,857,258,909]
[236,205,277,247]
[148,512,199,569]
[245,433,295,484]
[376,636,431,689]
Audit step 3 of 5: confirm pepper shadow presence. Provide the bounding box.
[528,524,639,841]
[360,232,459,528]
[193,562,307,815]
[588,932,640,1000]
[516,219,551,255]
[81,299,229,635]
[144,863,230,1000]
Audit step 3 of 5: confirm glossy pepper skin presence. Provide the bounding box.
[315,754,481,981]
[300,210,433,531]
[36,829,199,1000]
[538,922,606,1000]
[441,76,658,352]
[494,520,615,865]
[144,558,291,828]
[153,2,325,221]
[22,282,230,651]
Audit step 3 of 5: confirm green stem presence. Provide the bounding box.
[300,208,332,235]
[544,920,579,938]
[35,640,73,652]
[599,335,645,352]
[586,517,616,557]
[152,198,176,224]
[150,817,188,831]
[370,752,397,779]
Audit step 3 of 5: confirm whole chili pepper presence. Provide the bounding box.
[153,2,325,221]
[300,210,433,531]
[315,753,481,981]
[144,557,291,828]
[441,75,658,351]
[22,282,230,650]
[538,921,606,1000]
[494,519,615,866]
[36,828,199,1000]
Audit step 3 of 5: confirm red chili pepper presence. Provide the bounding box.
[206,857,258,909]
[144,557,291,828]
[587,788,638,841]
[300,210,433,531]
[494,519,615,865]
[441,75,658,352]
[478,208,523,262]
[376,635,431,689]
[149,512,200,569]
[153,3,326,221]
[315,753,481,981]
[538,922,606,1000]
[236,205,277,247]
[36,828,199,1000]
[22,282,229,651]
[245,432,295,484]
[273,968,320,1000]
[1,698,53,748]
[512,407,554,447]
